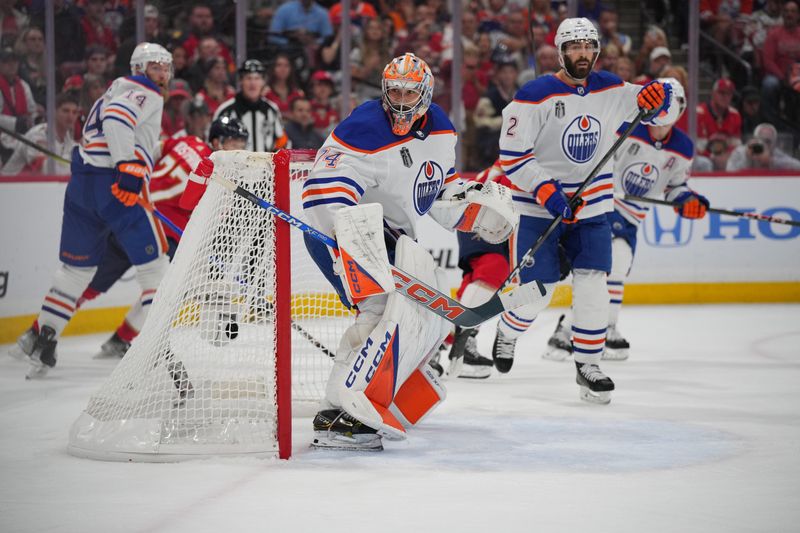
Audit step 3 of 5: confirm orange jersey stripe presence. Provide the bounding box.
[105,108,137,124]
[301,186,360,202]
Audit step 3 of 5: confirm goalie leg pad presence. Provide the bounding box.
[334,203,394,304]
[391,363,446,427]
[330,236,450,440]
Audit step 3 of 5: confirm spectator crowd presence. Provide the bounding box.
[0,0,798,175]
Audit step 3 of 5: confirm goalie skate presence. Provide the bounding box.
[602,325,630,361]
[25,326,58,380]
[575,362,614,404]
[311,409,383,452]
[541,314,573,362]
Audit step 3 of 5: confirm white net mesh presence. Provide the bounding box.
[67,150,352,461]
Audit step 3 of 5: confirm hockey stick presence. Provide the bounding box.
[137,197,337,358]
[0,123,72,165]
[500,108,650,290]
[624,195,800,227]
[209,173,547,328]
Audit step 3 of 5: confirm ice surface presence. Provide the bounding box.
[1,305,798,533]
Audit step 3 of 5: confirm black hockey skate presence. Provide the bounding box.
[311,409,383,451]
[452,328,493,379]
[25,326,58,380]
[541,314,573,362]
[95,332,131,359]
[575,361,615,404]
[602,325,630,361]
[492,328,517,374]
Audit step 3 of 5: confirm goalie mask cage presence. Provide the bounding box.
[68,150,352,461]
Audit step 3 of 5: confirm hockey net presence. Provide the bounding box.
[68,150,352,461]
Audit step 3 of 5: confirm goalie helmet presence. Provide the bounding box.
[381,53,434,136]
[209,115,248,144]
[130,42,172,78]
[554,17,600,80]
[650,77,686,126]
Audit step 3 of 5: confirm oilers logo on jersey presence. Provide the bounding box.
[562,115,601,163]
[621,162,659,197]
[413,160,444,215]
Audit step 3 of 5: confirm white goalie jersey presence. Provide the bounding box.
[612,121,694,227]
[302,100,463,240]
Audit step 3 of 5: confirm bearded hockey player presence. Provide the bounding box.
[302,53,519,450]
[12,43,172,379]
[493,18,674,404]
[543,78,709,362]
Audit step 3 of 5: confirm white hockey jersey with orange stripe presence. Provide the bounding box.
[498,71,643,220]
[612,121,694,226]
[79,75,164,173]
[303,100,462,240]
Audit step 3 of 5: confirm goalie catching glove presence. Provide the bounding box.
[453,180,518,243]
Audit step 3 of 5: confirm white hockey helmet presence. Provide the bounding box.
[554,17,600,79]
[649,77,686,126]
[381,53,434,136]
[130,42,173,78]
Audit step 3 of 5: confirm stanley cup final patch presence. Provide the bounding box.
[400,146,413,168]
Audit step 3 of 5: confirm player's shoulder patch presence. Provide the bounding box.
[587,70,624,92]
[665,127,694,159]
[513,75,570,104]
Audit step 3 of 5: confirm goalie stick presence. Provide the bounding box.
[624,195,800,227]
[207,173,547,328]
[500,108,651,290]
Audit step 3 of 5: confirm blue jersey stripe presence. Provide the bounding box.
[572,325,607,335]
[42,306,71,321]
[562,173,613,189]
[586,194,614,206]
[511,194,537,204]
[499,147,533,157]
[503,157,536,177]
[107,102,139,118]
[303,176,365,195]
[574,346,605,354]
[135,144,154,168]
[83,150,111,156]
[104,115,134,130]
